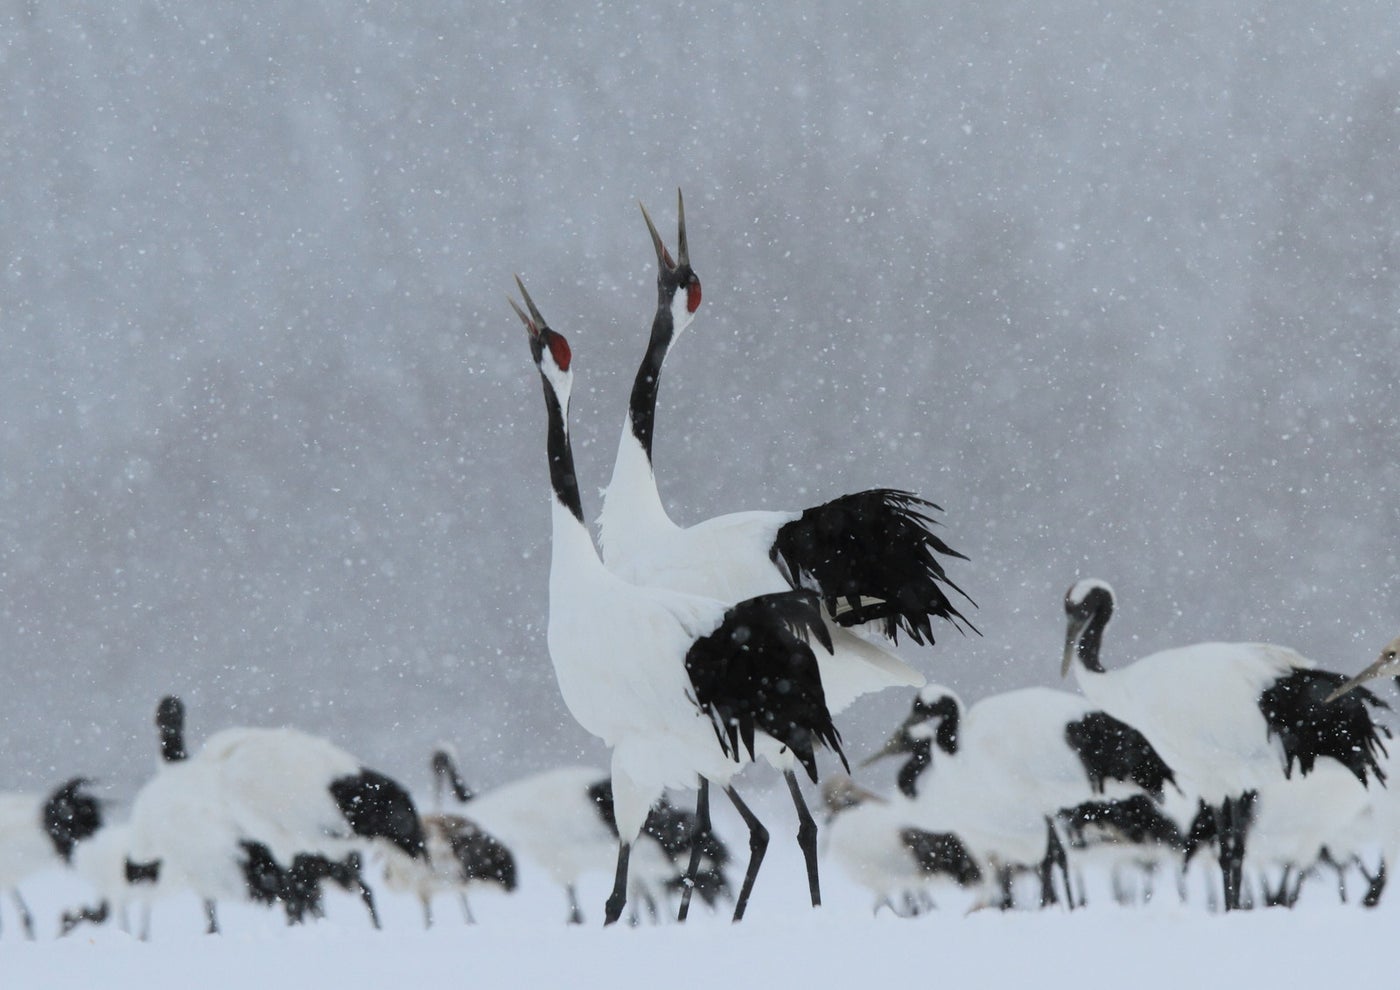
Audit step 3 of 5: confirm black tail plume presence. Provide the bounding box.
[1258,669,1391,785]
[684,590,845,781]
[329,769,428,858]
[772,489,976,645]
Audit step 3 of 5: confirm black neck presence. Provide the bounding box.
[897,740,933,799]
[627,303,675,460]
[44,780,101,863]
[1075,612,1108,674]
[541,373,585,524]
[157,699,187,763]
[432,750,474,804]
[935,708,960,756]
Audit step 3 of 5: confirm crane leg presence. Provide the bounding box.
[604,842,632,926]
[784,770,821,908]
[203,899,219,934]
[724,786,769,923]
[565,884,584,925]
[1217,792,1254,911]
[1362,861,1387,908]
[11,890,35,940]
[357,877,381,930]
[676,777,711,922]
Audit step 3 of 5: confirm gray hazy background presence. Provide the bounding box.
[2,1,1397,798]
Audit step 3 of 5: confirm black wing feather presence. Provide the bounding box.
[1257,668,1391,785]
[770,489,976,645]
[1063,712,1178,799]
[684,590,845,782]
[1056,795,1185,850]
[899,828,983,886]
[329,769,428,859]
[447,819,518,892]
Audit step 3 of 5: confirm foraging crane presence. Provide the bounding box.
[0,778,103,939]
[596,192,974,911]
[415,747,728,925]
[1061,579,1390,910]
[820,774,983,916]
[865,683,1177,909]
[513,278,844,924]
[123,696,425,934]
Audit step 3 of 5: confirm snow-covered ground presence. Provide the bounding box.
[4,794,1394,990]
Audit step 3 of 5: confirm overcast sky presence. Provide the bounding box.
[2,1,1397,797]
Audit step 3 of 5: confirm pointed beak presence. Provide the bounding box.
[508,296,533,336]
[676,188,689,268]
[514,275,546,327]
[861,729,910,768]
[639,200,675,270]
[509,275,543,338]
[1062,616,1088,678]
[1324,657,1390,703]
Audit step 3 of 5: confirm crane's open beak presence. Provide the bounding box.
[639,189,689,272]
[639,200,676,271]
[514,275,546,327]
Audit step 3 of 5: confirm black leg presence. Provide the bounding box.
[420,895,433,929]
[1217,794,1252,911]
[785,770,821,908]
[677,778,710,923]
[459,892,476,925]
[724,786,769,923]
[12,890,35,940]
[604,842,632,926]
[640,888,659,924]
[1216,799,1236,911]
[357,877,381,930]
[1037,818,1071,909]
[1362,861,1387,908]
[997,866,1015,910]
[60,900,110,937]
[565,884,584,925]
[1053,823,1074,910]
[203,899,219,935]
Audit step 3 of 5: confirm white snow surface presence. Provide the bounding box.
[4,795,1394,990]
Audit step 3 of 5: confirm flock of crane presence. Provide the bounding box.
[3,191,1399,939]
[510,190,1400,921]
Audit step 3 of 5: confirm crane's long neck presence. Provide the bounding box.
[600,306,679,558]
[432,750,474,806]
[897,740,933,799]
[540,372,606,575]
[543,376,585,527]
[935,708,960,757]
[627,304,674,463]
[896,709,960,798]
[157,700,188,763]
[1072,610,1108,675]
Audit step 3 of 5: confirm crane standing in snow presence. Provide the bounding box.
[1061,579,1390,911]
[597,192,975,915]
[864,683,1178,909]
[513,278,844,925]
